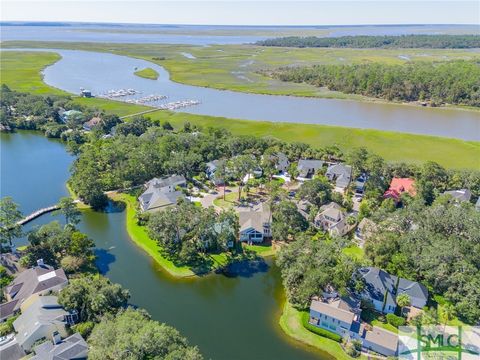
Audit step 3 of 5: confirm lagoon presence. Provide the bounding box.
[1,131,327,360]
[30,48,480,140]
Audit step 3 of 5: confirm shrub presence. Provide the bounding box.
[386,313,405,327]
[301,312,342,342]
[72,321,95,339]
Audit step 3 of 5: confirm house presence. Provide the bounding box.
[31,332,88,360]
[357,267,428,314]
[60,110,83,124]
[354,218,376,247]
[443,189,472,203]
[309,295,399,357]
[397,278,429,309]
[82,117,102,131]
[296,199,314,220]
[0,336,25,360]
[314,202,351,237]
[239,204,271,243]
[362,326,398,357]
[2,261,68,320]
[274,153,289,173]
[383,178,416,203]
[309,296,362,339]
[354,174,368,197]
[80,89,92,98]
[138,175,187,212]
[326,164,352,191]
[13,295,76,351]
[357,267,398,314]
[297,159,324,179]
[205,159,226,185]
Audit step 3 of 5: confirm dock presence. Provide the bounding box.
[17,205,60,226]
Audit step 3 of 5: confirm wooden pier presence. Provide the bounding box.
[17,205,60,226]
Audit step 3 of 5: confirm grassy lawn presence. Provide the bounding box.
[342,245,364,262]
[371,319,398,334]
[134,67,159,80]
[244,243,276,257]
[212,191,239,209]
[1,49,479,169]
[279,302,364,360]
[108,193,198,277]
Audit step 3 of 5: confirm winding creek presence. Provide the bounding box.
[7,48,480,140]
[0,131,327,360]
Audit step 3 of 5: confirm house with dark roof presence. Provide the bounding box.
[239,204,271,243]
[2,261,68,321]
[354,174,368,197]
[0,336,25,360]
[13,295,77,351]
[274,153,290,173]
[443,189,472,203]
[138,175,187,212]
[357,267,428,314]
[297,159,324,179]
[383,178,416,203]
[326,164,352,191]
[31,332,88,360]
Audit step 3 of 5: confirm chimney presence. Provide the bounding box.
[52,331,61,345]
[37,259,45,267]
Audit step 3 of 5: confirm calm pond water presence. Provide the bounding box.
[12,48,479,140]
[1,131,327,360]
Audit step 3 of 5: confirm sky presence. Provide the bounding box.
[1,0,479,26]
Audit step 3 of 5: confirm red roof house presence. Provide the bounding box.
[383,178,416,202]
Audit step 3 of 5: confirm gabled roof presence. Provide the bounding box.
[0,338,25,360]
[397,278,428,302]
[13,296,68,349]
[147,175,186,189]
[5,265,68,312]
[316,202,345,222]
[31,333,88,360]
[364,326,398,352]
[443,189,472,202]
[326,164,352,188]
[310,297,358,325]
[139,190,184,211]
[275,153,289,170]
[359,267,397,304]
[0,299,19,320]
[298,159,324,172]
[384,178,416,201]
[239,204,271,233]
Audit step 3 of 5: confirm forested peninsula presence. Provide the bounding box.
[263,60,480,106]
[256,34,480,48]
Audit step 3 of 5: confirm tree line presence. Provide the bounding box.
[256,34,480,48]
[264,60,480,106]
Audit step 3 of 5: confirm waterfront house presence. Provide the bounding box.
[2,260,68,321]
[354,218,376,247]
[82,116,102,131]
[13,295,77,351]
[357,267,428,314]
[80,89,92,98]
[297,159,324,179]
[31,332,88,360]
[314,202,351,237]
[326,164,352,192]
[443,189,472,203]
[309,295,399,357]
[239,204,271,243]
[383,178,416,203]
[138,175,187,212]
[309,296,362,338]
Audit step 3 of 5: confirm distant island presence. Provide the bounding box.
[134,67,159,80]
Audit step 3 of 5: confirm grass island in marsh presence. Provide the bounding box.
[134,67,159,80]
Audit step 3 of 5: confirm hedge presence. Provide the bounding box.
[386,313,405,327]
[301,311,343,342]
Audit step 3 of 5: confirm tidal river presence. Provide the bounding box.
[0,131,328,360]
[10,48,480,140]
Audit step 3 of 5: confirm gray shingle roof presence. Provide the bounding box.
[443,189,472,202]
[31,333,88,360]
[326,164,352,189]
[0,338,25,360]
[239,204,271,233]
[359,267,397,304]
[298,159,324,178]
[397,278,428,303]
[0,299,19,320]
[5,265,68,312]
